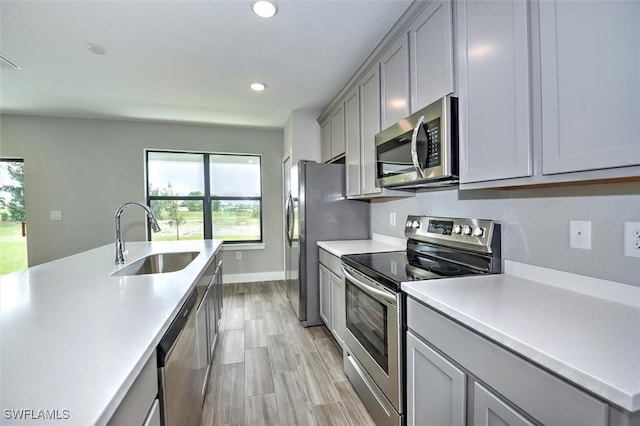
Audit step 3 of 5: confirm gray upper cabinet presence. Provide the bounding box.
[539,0,640,175]
[345,87,361,197]
[457,0,532,184]
[331,103,346,160]
[320,118,332,163]
[406,330,466,426]
[380,34,410,130]
[409,0,455,112]
[360,67,383,196]
[320,104,347,163]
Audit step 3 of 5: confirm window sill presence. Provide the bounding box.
[222,243,265,251]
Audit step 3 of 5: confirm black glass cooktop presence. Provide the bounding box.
[341,251,481,291]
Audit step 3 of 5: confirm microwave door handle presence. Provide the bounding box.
[410,115,426,178]
[342,266,396,305]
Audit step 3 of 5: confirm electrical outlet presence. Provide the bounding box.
[624,222,640,258]
[50,210,62,221]
[389,212,396,227]
[236,251,242,260]
[570,220,591,250]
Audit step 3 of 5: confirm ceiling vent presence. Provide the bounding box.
[0,53,24,70]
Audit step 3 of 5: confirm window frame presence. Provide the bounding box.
[145,149,263,244]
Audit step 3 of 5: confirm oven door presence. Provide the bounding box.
[342,264,401,413]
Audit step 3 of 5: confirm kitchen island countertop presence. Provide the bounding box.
[0,240,222,425]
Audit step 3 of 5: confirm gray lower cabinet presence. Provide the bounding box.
[108,351,159,426]
[142,399,161,426]
[407,298,610,426]
[319,248,347,348]
[195,291,209,398]
[457,0,532,184]
[406,330,465,426]
[472,382,534,426]
[539,0,640,175]
[329,271,345,348]
[319,263,331,326]
[195,254,223,404]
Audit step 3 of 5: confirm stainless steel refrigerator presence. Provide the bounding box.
[284,160,370,327]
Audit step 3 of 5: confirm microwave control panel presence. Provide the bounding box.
[418,118,441,169]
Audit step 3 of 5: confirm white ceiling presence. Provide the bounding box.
[0,0,412,129]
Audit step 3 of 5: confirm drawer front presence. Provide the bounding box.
[407,298,608,426]
[319,248,342,276]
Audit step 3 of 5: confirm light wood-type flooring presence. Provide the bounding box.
[200,280,376,426]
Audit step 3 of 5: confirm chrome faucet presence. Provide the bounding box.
[115,202,161,264]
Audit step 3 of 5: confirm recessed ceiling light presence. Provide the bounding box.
[250,83,266,92]
[86,44,107,55]
[252,1,277,18]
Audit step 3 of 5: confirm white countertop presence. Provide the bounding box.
[317,235,405,257]
[402,264,640,412]
[0,240,222,425]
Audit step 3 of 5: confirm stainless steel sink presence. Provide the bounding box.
[112,251,200,276]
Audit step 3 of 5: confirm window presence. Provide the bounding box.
[146,151,262,243]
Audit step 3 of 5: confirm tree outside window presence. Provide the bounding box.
[146,151,262,243]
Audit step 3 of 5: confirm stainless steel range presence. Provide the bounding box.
[341,216,501,426]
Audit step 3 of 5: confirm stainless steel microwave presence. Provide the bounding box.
[375,96,458,189]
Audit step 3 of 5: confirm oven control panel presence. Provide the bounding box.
[404,216,499,254]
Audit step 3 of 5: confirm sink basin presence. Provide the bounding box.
[112,251,200,276]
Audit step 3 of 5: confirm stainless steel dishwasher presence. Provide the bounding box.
[157,289,201,426]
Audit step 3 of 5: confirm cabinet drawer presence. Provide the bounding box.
[407,298,608,426]
[319,248,342,276]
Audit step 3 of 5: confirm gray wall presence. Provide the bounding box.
[371,184,640,286]
[0,114,284,277]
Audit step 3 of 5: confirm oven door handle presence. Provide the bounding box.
[410,115,426,178]
[342,266,396,305]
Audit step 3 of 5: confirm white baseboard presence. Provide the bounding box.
[223,271,285,284]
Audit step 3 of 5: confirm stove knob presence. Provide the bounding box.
[462,225,472,235]
[473,227,485,237]
[406,220,413,228]
[411,221,421,229]
[453,224,462,234]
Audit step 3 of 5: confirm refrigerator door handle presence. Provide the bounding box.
[285,192,293,247]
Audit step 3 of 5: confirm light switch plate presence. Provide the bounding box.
[389,212,396,227]
[50,210,62,221]
[570,220,591,250]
